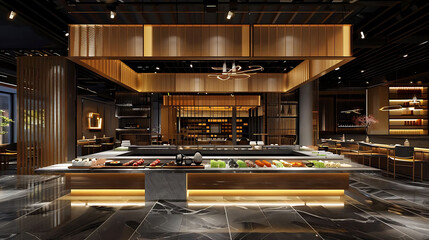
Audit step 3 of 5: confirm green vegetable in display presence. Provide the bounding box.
[273,160,283,168]
[236,160,247,168]
[310,160,325,168]
[218,160,226,168]
[210,160,219,168]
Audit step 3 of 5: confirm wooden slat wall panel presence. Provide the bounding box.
[285,58,352,92]
[163,95,261,106]
[70,25,250,57]
[253,24,352,57]
[17,57,76,175]
[78,59,139,91]
[137,73,285,93]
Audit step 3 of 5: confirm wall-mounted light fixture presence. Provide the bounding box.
[88,112,102,130]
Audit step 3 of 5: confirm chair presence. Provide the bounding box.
[0,143,17,171]
[387,146,421,181]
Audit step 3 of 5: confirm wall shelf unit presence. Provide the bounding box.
[388,86,428,135]
[115,92,152,144]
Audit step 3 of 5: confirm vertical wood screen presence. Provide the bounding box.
[70,25,250,57]
[138,73,286,92]
[17,57,76,174]
[253,25,352,57]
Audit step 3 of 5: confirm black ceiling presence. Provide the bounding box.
[0,0,428,91]
[123,60,302,73]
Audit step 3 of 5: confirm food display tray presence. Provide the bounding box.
[68,165,204,169]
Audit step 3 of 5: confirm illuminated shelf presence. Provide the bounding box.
[388,86,428,135]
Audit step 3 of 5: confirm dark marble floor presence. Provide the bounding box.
[0,173,429,240]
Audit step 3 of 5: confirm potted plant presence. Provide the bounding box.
[0,110,13,145]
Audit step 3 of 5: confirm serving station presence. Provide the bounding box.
[37,145,380,201]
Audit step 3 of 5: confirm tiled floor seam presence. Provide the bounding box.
[290,205,325,240]
[127,201,157,240]
[83,205,123,240]
[223,205,233,240]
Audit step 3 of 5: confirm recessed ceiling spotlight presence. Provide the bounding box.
[361,70,365,73]
[366,81,369,84]
[226,10,234,20]
[137,66,143,69]
[9,11,16,20]
[338,76,342,79]
[155,66,160,70]
[190,63,193,68]
[283,60,287,63]
[419,40,428,45]
[65,32,69,37]
[338,81,342,84]
[154,71,157,74]
[283,68,287,72]
[410,81,413,84]
[335,67,340,71]
[360,31,365,39]
[403,54,408,58]
[110,10,116,19]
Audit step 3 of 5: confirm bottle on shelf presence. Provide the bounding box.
[365,136,370,143]
[341,134,345,141]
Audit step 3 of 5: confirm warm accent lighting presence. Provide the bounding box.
[379,105,403,111]
[71,201,145,207]
[226,10,234,19]
[208,61,264,81]
[70,189,145,196]
[88,112,103,130]
[187,189,345,197]
[110,10,116,19]
[9,11,16,20]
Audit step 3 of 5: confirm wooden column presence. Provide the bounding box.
[17,57,76,174]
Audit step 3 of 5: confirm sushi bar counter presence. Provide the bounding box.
[36,145,380,201]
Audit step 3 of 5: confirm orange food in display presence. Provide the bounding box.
[255,160,265,167]
[262,160,272,167]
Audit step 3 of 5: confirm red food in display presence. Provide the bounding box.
[123,160,136,166]
[150,159,161,166]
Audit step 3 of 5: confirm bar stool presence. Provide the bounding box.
[387,146,421,181]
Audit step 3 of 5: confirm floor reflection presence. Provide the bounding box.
[0,173,429,240]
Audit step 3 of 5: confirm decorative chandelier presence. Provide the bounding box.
[208,61,264,81]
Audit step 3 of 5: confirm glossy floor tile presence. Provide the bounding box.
[1,173,429,240]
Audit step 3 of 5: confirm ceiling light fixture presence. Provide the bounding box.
[208,61,264,81]
[360,31,365,39]
[155,67,160,70]
[419,40,428,46]
[361,70,365,73]
[335,67,340,71]
[226,10,234,20]
[110,10,116,19]
[403,54,408,58]
[190,63,193,68]
[65,32,69,37]
[366,81,369,84]
[338,76,341,79]
[9,11,16,20]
